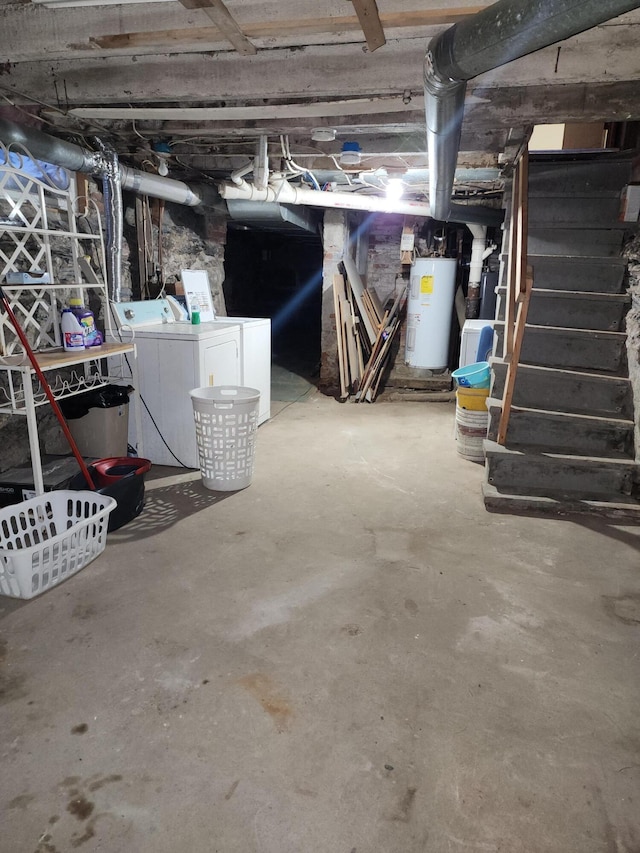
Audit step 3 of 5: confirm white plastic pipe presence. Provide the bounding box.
[219,178,434,217]
[230,162,255,186]
[217,178,501,225]
[468,224,487,291]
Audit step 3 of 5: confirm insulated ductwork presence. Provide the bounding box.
[93,138,124,303]
[424,0,640,221]
[0,118,201,208]
[0,118,202,299]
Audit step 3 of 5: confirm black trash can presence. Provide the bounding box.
[61,384,132,458]
[68,456,152,532]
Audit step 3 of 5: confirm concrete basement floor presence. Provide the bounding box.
[1,396,640,853]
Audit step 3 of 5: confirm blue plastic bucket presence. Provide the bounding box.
[451,360,491,389]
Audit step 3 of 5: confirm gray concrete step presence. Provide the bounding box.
[528,157,632,195]
[496,288,630,331]
[490,361,634,420]
[484,439,637,500]
[493,323,627,372]
[528,227,625,257]
[486,401,635,459]
[528,195,624,229]
[482,479,640,522]
[526,255,627,293]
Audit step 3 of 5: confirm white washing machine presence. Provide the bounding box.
[111,300,242,467]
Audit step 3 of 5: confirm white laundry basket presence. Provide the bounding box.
[189,386,260,491]
[0,490,116,599]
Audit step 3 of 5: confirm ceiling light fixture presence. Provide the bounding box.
[386,178,404,201]
[311,128,337,142]
[339,141,361,166]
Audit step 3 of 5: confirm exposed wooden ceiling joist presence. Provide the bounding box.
[90,8,486,53]
[6,28,639,109]
[68,96,415,122]
[350,0,386,52]
[177,0,257,55]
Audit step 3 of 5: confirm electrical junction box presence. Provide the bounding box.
[620,184,640,222]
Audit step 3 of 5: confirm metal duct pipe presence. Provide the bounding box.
[0,117,103,173]
[93,138,124,303]
[424,0,640,220]
[218,178,502,226]
[119,165,200,206]
[0,118,201,206]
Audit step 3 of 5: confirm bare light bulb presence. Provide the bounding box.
[386,178,404,201]
[157,159,169,177]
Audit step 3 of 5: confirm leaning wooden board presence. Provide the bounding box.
[333,273,348,399]
[341,254,377,344]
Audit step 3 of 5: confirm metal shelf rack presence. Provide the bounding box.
[0,139,142,494]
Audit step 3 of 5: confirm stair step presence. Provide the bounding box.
[526,255,627,293]
[496,288,630,331]
[528,195,624,229]
[484,439,637,500]
[490,362,634,420]
[528,227,625,257]
[482,480,640,523]
[493,323,627,372]
[486,402,635,459]
[528,157,632,195]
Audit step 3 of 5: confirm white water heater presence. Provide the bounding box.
[405,257,457,369]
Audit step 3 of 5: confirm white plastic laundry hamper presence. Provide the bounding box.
[0,490,116,599]
[190,386,260,491]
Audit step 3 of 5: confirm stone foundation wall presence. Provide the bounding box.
[123,199,227,316]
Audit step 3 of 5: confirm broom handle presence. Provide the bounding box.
[0,288,96,490]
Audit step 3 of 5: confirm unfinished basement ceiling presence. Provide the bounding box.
[1,0,640,195]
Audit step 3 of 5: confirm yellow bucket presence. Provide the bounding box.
[456,386,489,411]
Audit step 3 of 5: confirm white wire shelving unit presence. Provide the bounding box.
[0,139,141,494]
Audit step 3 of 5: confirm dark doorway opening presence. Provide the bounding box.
[223,226,323,388]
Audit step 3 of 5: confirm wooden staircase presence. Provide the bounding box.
[483,153,640,520]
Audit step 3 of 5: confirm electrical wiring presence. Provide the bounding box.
[131,118,152,143]
[0,82,131,144]
[278,134,323,191]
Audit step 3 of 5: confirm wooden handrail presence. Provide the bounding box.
[498,148,532,445]
[497,265,534,445]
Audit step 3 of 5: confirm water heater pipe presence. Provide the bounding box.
[466,223,496,319]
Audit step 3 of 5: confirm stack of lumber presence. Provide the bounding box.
[333,255,407,402]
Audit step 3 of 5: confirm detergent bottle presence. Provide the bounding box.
[61,309,85,352]
[69,298,103,346]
